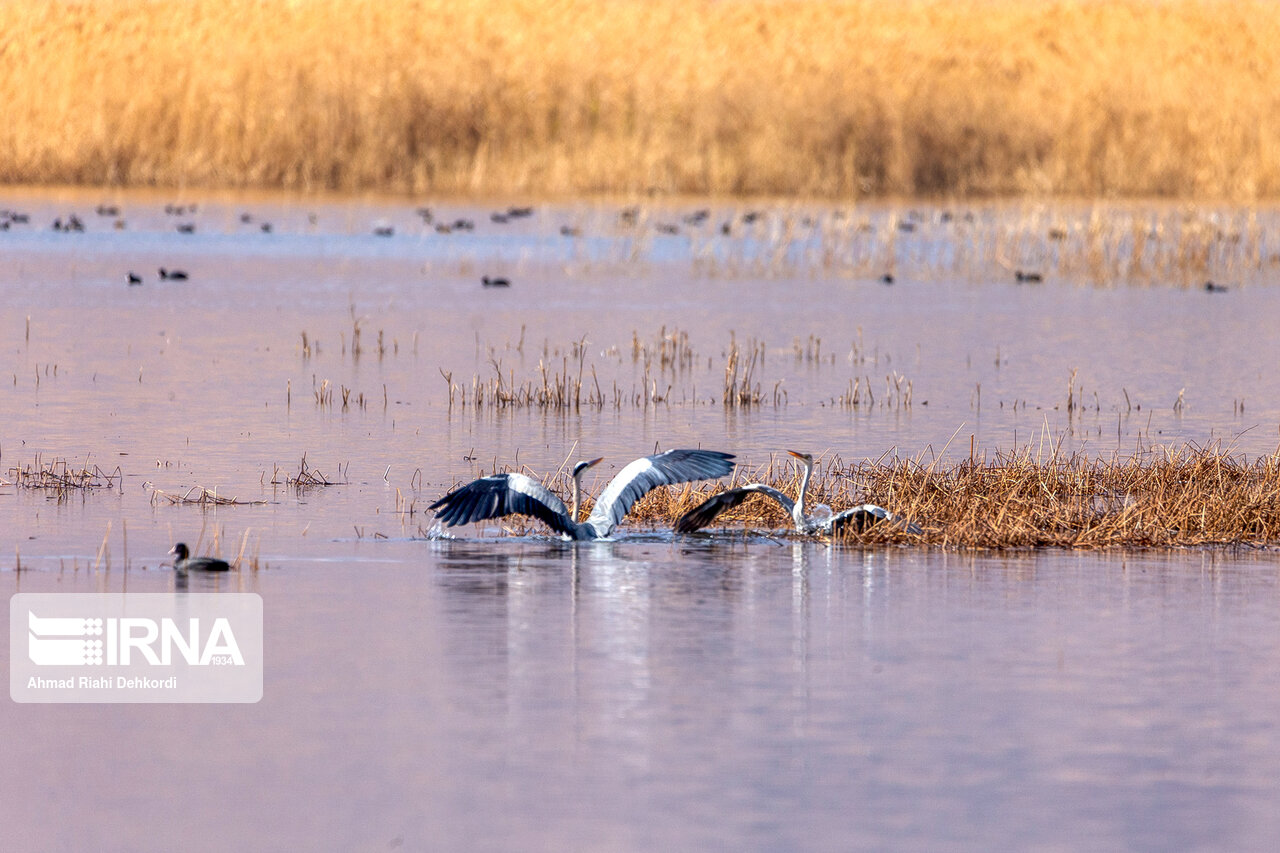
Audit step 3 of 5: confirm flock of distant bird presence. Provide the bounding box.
[3,201,1246,294]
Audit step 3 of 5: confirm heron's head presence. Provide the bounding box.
[572,457,604,477]
[786,450,813,464]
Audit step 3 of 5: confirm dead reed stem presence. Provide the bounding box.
[3,456,121,500]
[5,1,1280,199]
[145,483,266,506]
[269,454,344,489]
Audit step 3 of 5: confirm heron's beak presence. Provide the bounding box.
[786,450,807,460]
[584,457,604,469]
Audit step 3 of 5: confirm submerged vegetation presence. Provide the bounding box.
[4,1,1280,199]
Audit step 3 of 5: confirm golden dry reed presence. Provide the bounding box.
[650,445,1280,549]
[4,0,1280,198]
[459,445,1280,548]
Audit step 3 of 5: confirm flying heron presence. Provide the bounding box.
[430,448,735,540]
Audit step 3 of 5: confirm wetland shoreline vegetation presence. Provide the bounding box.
[425,442,1280,550]
[13,439,1280,551]
[4,0,1280,200]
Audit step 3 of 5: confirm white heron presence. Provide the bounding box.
[674,450,922,536]
[430,448,735,540]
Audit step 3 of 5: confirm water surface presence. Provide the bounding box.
[4,545,1279,851]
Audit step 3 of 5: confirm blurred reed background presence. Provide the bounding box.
[2,0,1277,198]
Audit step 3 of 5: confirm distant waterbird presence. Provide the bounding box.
[481,275,510,288]
[675,450,921,536]
[158,267,188,280]
[430,449,735,540]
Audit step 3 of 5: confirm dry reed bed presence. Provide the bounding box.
[491,446,1280,548]
[435,330,908,412]
[4,1,1280,198]
[2,457,121,497]
[702,203,1280,286]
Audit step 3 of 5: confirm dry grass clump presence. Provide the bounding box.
[4,0,1280,198]
[3,457,121,497]
[453,444,1280,548]
[667,445,1280,549]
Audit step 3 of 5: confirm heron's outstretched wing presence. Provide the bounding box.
[429,473,577,536]
[586,449,735,537]
[673,484,794,533]
[827,504,923,535]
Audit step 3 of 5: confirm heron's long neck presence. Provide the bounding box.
[793,459,813,528]
[571,473,583,522]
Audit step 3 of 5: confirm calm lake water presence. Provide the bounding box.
[3,188,1280,850]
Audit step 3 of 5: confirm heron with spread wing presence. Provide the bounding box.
[430,448,735,540]
[674,450,921,536]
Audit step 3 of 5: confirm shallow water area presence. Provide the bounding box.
[5,543,1280,850]
[3,188,1280,848]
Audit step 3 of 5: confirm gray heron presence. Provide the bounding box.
[430,448,735,540]
[674,450,922,536]
[169,542,232,572]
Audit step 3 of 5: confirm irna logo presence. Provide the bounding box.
[11,593,263,704]
[27,612,245,667]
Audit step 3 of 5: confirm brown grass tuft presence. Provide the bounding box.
[4,1,1280,198]
[470,444,1280,548]
[666,445,1280,549]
